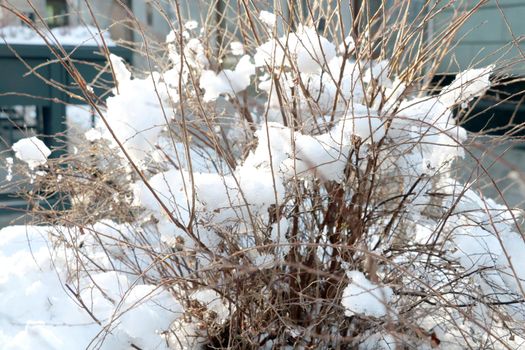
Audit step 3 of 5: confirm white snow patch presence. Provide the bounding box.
[439,66,493,107]
[342,271,393,318]
[12,137,51,169]
[254,26,336,74]
[230,41,244,56]
[259,11,277,28]
[200,55,255,101]
[184,20,198,30]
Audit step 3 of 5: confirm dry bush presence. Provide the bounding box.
[2,0,525,349]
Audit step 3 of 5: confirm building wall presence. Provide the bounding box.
[435,0,525,75]
[0,0,46,26]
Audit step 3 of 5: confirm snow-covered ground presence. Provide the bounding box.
[0,225,181,350]
[0,25,114,46]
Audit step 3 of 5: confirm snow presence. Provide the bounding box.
[84,128,102,141]
[341,271,394,318]
[66,105,94,133]
[327,56,365,102]
[363,60,392,88]
[165,30,177,44]
[132,168,193,225]
[254,38,286,68]
[66,104,97,153]
[101,54,178,164]
[258,53,365,119]
[0,25,115,46]
[292,26,337,74]
[339,35,355,54]
[438,65,494,107]
[190,289,232,324]
[254,26,336,74]
[497,232,525,297]
[109,54,131,84]
[230,41,244,56]
[5,157,13,181]
[199,55,255,101]
[0,226,111,349]
[184,20,198,30]
[259,11,277,28]
[116,285,182,349]
[1,16,521,350]
[184,38,209,70]
[337,107,385,143]
[0,225,182,349]
[358,332,396,350]
[11,137,51,169]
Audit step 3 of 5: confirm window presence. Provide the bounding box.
[0,106,42,150]
[23,12,36,23]
[46,0,69,27]
[146,2,154,26]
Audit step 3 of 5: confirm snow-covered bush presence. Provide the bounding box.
[2,1,525,349]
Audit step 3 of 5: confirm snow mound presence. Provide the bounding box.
[0,225,182,350]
